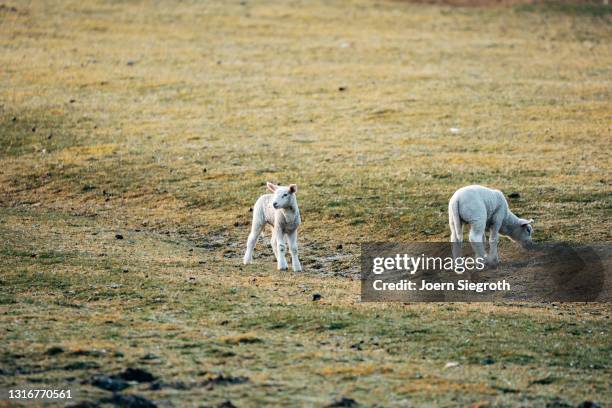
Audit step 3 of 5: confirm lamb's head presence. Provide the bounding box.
[267,182,298,210]
[508,218,534,248]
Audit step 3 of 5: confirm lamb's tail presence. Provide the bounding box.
[449,198,463,242]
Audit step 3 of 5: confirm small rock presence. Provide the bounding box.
[71,349,104,357]
[149,382,162,390]
[444,361,460,369]
[64,361,99,370]
[311,263,323,270]
[493,385,519,394]
[312,293,322,301]
[91,375,129,391]
[117,367,156,383]
[577,401,601,408]
[66,401,99,408]
[115,234,124,240]
[529,376,556,386]
[45,346,64,356]
[100,394,157,408]
[327,397,359,407]
[140,353,159,361]
[127,60,136,66]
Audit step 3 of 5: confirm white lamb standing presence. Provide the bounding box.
[449,185,533,265]
[243,182,302,272]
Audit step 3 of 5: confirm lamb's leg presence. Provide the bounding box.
[275,227,288,271]
[449,213,463,259]
[481,230,487,258]
[287,230,302,272]
[270,229,278,258]
[243,220,263,264]
[468,222,486,261]
[487,225,501,266]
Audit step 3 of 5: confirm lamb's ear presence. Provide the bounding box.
[520,219,534,227]
[266,182,278,192]
[289,184,298,194]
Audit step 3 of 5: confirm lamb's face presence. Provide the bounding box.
[272,187,293,209]
[510,219,534,248]
[267,182,298,210]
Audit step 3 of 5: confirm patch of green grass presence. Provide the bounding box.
[516,1,612,17]
[0,110,85,157]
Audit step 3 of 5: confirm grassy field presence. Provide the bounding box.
[1,0,611,407]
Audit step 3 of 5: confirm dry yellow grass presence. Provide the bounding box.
[0,0,610,407]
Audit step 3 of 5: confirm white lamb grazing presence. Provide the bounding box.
[243,182,302,272]
[449,185,533,265]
